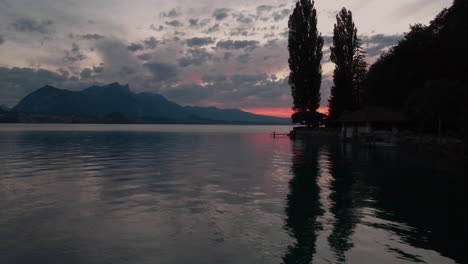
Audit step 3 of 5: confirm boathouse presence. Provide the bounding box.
[336,107,408,140]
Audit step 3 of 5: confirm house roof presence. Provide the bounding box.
[336,106,408,123]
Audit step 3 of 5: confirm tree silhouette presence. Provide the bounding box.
[328,8,367,120]
[282,140,323,264]
[288,0,324,127]
[364,0,466,136]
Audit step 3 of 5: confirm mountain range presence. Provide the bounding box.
[0,104,10,112]
[9,83,290,124]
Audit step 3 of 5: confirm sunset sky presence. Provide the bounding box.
[0,0,451,117]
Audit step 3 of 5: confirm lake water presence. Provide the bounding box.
[0,124,465,264]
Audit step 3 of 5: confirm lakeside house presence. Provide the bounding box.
[336,106,408,140]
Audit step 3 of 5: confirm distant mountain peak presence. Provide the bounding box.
[107,82,128,88]
[37,85,60,91]
[84,82,131,94]
[12,83,290,124]
[0,104,11,112]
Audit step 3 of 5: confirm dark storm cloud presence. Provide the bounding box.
[200,75,289,108]
[64,43,86,62]
[137,53,152,61]
[143,62,178,82]
[202,74,227,83]
[235,14,254,24]
[178,48,213,67]
[362,34,403,44]
[232,77,287,99]
[256,5,274,13]
[78,33,104,40]
[165,20,183,27]
[0,67,70,106]
[80,68,93,79]
[216,40,259,51]
[160,74,289,108]
[93,66,104,74]
[189,19,198,26]
[143,37,160,49]
[127,42,144,51]
[264,39,282,48]
[0,35,4,45]
[187,18,211,28]
[186,37,215,47]
[320,34,402,57]
[223,52,232,61]
[78,66,103,79]
[361,34,403,56]
[95,38,142,80]
[272,9,291,21]
[11,18,54,34]
[199,18,211,27]
[256,5,274,22]
[229,27,254,37]
[213,8,231,20]
[127,37,160,52]
[160,8,179,18]
[120,66,135,75]
[0,67,67,85]
[236,53,250,63]
[162,83,212,103]
[205,24,220,33]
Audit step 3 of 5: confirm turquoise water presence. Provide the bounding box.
[0,124,465,263]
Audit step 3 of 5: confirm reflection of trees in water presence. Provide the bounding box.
[283,141,465,263]
[283,141,361,264]
[327,144,360,263]
[282,140,324,264]
[360,148,467,264]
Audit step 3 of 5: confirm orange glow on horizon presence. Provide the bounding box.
[242,107,329,118]
[317,107,329,115]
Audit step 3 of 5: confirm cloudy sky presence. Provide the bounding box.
[0,0,451,116]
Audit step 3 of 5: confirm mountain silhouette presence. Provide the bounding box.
[0,104,10,112]
[12,83,289,124]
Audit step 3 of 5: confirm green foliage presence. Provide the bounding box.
[328,8,367,120]
[291,111,327,128]
[288,0,324,115]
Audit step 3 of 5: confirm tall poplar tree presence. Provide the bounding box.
[328,8,367,120]
[288,0,324,126]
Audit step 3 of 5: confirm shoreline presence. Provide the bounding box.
[289,126,466,160]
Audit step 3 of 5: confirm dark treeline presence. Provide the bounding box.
[364,0,467,135]
[289,0,466,137]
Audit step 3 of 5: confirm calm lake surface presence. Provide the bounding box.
[0,124,465,264]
